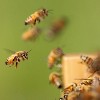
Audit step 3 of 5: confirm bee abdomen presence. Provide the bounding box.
[25,16,33,25]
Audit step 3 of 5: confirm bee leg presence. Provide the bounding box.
[26,57,28,60]
[13,56,17,61]
[25,56,28,60]
[15,57,19,68]
[37,17,41,23]
[15,62,18,68]
[42,16,45,19]
[18,58,20,62]
[33,19,37,25]
[24,56,27,60]
[45,12,48,16]
[21,57,25,61]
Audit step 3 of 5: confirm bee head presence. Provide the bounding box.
[54,47,64,57]
[56,47,63,52]
[21,51,30,60]
[42,8,49,15]
[24,51,29,60]
[42,8,47,13]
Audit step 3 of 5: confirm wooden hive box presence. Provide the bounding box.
[62,54,95,88]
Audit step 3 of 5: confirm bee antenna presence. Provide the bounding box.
[48,9,53,12]
[48,9,53,13]
[27,49,32,53]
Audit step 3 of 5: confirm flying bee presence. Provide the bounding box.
[48,47,64,69]
[49,72,63,89]
[5,49,31,68]
[46,17,66,40]
[22,27,41,41]
[25,8,51,26]
[80,54,100,74]
[63,83,77,95]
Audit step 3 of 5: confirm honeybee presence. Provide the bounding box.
[63,83,77,94]
[46,17,66,40]
[48,47,64,69]
[49,72,63,89]
[25,8,50,26]
[80,54,100,74]
[22,27,41,41]
[5,49,31,68]
[59,83,77,100]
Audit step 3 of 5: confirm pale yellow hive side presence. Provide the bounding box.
[62,54,95,88]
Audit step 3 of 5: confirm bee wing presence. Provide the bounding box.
[4,48,15,54]
[47,9,54,14]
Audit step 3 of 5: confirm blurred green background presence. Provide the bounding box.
[0,0,100,100]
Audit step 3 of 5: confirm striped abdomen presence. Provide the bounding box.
[80,55,93,66]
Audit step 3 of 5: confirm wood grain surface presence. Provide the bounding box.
[62,54,96,88]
